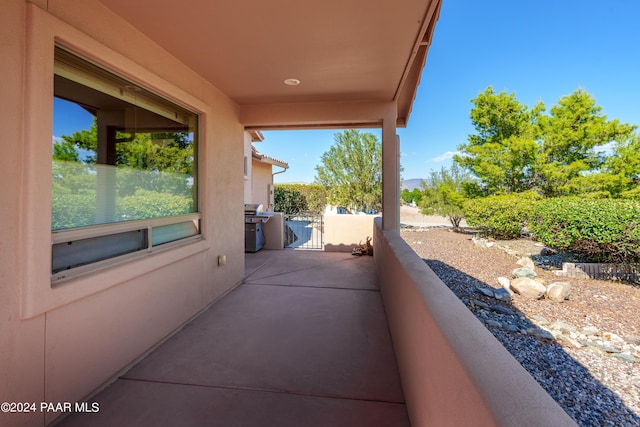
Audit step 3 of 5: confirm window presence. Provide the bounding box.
[52,47,200,281]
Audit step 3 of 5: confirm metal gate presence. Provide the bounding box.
[284,214,324,250]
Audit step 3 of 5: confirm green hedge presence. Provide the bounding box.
[531,197,640,263]
[274,184,327,214]
[463,192,541,239]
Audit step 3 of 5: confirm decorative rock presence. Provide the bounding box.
[475,286,494,298]
[512,267,536,279]
[613,353,636,363]
[557,334,583,348]
[504,324,520,333]
[485,319,502,329]
[493,288,512,302]
[471,299,490,309]
[517,257,536,270]
[546,282,571,303]
[527,327,555,341]
[490,305,516,316]
[582,326,599,336]
[510,277,546,299]
[550,320,577,333]
[533,277,546,286]
[603,332,625,343]
[531,315,549,325]
[540,247,557,256]
[497,276,511,289]
[588,343,620,354]
[625,335,640,346]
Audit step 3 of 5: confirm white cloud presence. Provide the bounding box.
[431,151,460,163]
[400,152,408,157]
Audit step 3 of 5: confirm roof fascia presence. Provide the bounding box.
[241,100,398,130]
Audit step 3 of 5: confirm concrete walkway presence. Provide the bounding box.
[61,250,408,426]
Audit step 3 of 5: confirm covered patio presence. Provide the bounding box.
[61,250,408,426]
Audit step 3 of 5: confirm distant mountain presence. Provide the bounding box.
[401,178,427,191]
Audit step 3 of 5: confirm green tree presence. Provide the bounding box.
[455,86,544,194]
[314,130,382,212]
[537,89,636,196]
[401,188,423,205]
[456,86,638,198]
[419,163,472,231]
[52,138,80,162]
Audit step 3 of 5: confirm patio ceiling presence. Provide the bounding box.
[97,0,442,128]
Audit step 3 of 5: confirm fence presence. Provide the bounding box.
[284,214,324,250]
[574,263,640,284]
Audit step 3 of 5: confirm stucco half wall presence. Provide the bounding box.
[324,214,378,252]
[373,218,577,427]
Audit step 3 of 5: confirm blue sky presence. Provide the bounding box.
[258,0,640,183]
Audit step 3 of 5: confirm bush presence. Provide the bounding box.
[274,184,327,214]
[117,189,194,220]
[274,186,308,214]
[463,192,541,239]
[531,197,640,263]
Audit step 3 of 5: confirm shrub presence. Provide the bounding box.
[463,192,541,239]
[274,184,327,214]
[531,197,640,263]
[117,189,193,220]
[274,185,308,214]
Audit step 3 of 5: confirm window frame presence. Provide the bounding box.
[21,5,211,318]
[51,47,202,282]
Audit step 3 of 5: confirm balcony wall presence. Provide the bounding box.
[373,218,577,427]
[324,214,378,252]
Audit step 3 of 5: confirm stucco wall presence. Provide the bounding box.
[251,161,273,211]
[1,1,244,425]
[244,133,252,205]
[373,219,577,427]
[324,215,377,252]
[263,213,285,250]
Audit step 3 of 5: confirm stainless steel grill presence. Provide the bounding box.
[244,204,270,252]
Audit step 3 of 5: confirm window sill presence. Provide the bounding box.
[22,238,209,319]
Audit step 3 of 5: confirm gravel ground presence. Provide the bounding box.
[402,227,640,427]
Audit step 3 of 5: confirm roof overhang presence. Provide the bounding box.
[97,0,442,129]
[251,146,289,170]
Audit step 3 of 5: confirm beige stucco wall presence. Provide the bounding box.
[244,134,253,205]
[251,161,273,211]
[1,1,244,425]
[263,213,285,250]
[373,219,577,427]
[323,215,377,252]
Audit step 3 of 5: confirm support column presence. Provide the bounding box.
[382,104,399,232]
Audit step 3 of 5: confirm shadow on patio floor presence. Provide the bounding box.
[61,250,407,427]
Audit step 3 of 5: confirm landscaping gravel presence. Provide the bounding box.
[402,227,640,427]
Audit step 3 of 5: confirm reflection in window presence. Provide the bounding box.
[52,47,198,231]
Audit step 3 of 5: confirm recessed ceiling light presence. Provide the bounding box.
[284,78,301,86]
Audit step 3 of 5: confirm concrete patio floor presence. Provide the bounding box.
[61,250,408,426]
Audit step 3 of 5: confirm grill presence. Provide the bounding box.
[244,204,270,252]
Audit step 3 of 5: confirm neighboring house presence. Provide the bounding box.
[244,130,288,212]
[1,1,574,426]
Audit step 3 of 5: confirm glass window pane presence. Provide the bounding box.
[52,48,198,231]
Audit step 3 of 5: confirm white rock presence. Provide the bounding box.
[517,257,536,270]
[510,277,546,299]
[497,276,511,289]
[545,282,571,303]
